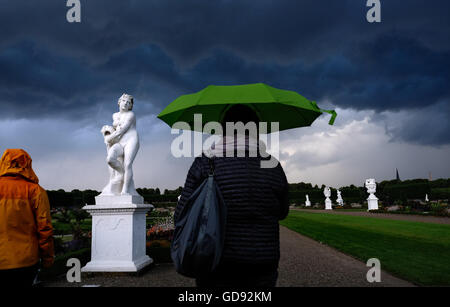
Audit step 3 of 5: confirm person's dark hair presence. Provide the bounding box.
[221,104,260,139]
[221,104,259,126]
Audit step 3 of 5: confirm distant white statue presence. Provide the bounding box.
[100,93,140,196]
[425,194,429,202]
[305,194,311,207]
[365,178,379,211]
[336,190,344,206]
[324,187,333,210]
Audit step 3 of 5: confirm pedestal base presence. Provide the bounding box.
[325,198,333,210]
[305,201,311,207]
[82,256,153,272]
[81,199,154,273]
[367,195,379,211]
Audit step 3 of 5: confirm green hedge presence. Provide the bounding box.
[39,248,91,281]
[431,188,450,200]
[382,182,431,201]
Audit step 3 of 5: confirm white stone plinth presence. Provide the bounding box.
[95,194,144,205]
[367,195,379,211]
[325,198,333,210]
[305,201,311,207]
[81,200,154,272]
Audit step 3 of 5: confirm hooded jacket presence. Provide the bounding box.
[0,149,54,270]
[174,135,289,265]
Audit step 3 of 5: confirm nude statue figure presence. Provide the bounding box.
[100,93,140,196]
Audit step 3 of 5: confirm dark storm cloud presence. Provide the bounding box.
[383,101,450,146]
[1,0,448,63]
[0,0,449,144]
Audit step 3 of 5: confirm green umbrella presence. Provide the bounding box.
[157,83,336,132]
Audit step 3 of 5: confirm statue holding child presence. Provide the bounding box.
[100,93,140,197]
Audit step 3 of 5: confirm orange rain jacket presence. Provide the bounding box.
[0,149,54,270]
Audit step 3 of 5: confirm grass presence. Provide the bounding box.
[294,207,366,212]
[280,211,450,286]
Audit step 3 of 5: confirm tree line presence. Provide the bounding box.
[47,178,450,208]
[288,178,450,206]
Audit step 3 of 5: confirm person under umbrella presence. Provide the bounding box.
[175,104,289,287]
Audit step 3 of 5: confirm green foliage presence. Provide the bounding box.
[46,187,183,208]
[47,189,100,208]
[288,178,449,207]
[431,202,449,215]
[289,182,365,205]
[137,187,182,203]
[146,245,172,263]
[44,178,449,209]
[153,202,177,208]
[382,181,431,203]
[431,188,450,200]
[52,207,91,238]
[52,221,72,235]
[429,178,450,189]
[39,248,91,281]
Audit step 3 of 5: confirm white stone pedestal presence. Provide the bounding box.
[81,195,154,272]
[367,194,379,211]
[305,200,311,207]
[325,198,333,210]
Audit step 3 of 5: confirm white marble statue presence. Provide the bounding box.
[365,178,379,211]
[336,190,344,206]
[82,93,153,273]
[425,194,429,202]
[305,194,311,207]
[324,186,333,210]
[100,93,140,197]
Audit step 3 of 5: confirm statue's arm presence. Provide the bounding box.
[110,113,135,141]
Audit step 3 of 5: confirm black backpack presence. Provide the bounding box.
[170,158,227,278]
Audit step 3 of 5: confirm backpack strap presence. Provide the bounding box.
[208,157,215,176]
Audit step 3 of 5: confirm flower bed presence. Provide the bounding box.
[146,222,174,263]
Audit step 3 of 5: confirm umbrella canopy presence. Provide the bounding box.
[158,83,336,133]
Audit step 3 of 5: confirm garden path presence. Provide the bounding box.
[44,226,413,287]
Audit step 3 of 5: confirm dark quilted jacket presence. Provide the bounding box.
[174,149,289,265]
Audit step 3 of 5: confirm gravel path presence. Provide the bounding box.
[43,262,195,287]
[277,226,413,287]
[44,225,413,287]
[294,209,450,225]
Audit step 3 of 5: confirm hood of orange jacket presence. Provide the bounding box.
[0,149,39,183]
[0,149,54,270]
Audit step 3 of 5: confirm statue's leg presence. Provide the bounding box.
[121,140,139,195]
[107,143,124,174]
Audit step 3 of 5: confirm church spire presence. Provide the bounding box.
[396,168,401,181]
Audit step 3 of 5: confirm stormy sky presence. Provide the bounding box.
[0,0,449,192]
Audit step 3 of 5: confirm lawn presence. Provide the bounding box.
[280,211,450,286]
[296,208,366,212]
